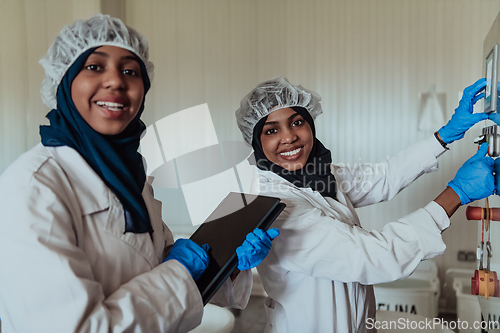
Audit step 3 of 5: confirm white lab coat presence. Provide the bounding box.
[250,135,450,333]
[0,144,251,333]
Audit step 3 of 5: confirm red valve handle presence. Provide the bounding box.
[466,206,500,221]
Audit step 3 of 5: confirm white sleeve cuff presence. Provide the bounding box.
[425,200,451,231]
[426,134,448,159]
[400,201,449,259]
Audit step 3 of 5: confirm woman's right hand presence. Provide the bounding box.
[447,143,495,205]
[236,228,280,270]
[164,239,210,281]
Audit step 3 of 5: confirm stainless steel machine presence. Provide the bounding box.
[467,11,500,332]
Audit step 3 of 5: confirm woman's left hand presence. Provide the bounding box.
[236,228,280,270]
[438,78,488,144]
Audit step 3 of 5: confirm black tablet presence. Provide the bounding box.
[189,192,285,305]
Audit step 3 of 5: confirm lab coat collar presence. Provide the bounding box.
[255,167,360,227]
[43,144,112,215]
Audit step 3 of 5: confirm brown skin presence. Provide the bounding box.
[433,131,462,218]
[71,45,145,135]
[260,107,314,171]
[434,187,462,218]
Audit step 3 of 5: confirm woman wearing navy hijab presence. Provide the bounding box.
[0,14,278,333]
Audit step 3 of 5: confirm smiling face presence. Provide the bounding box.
[71,45,145,135]
[260,107,314,171]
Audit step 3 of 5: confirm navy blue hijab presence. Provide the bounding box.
[40,47,153,234]
[251,106,337,200]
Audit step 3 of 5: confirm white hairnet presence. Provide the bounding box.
[39,13,154,109]
[235,76,323,146]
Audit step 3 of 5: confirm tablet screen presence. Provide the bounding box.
[191,192,280,269]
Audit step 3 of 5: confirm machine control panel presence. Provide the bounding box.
[485,44,499,113]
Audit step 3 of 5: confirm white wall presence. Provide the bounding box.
[2,0,500,313]
[0,0,100,172]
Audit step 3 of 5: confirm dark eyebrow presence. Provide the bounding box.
[89,51,140,63]
[263,112,301,126]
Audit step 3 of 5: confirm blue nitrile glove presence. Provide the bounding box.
[488,112,500,126]
[447,143,495,205]
[236,228,280,270]
[495,158,500,195]
[438,78,488,144]
[164,239,210,281]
